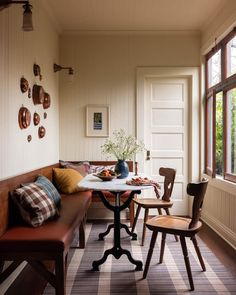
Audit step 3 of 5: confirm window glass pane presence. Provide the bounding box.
[226,36,236,77]
[206,97,213,169]
[207,50,221,87]
[226,89,236,175]
[216,92,223,176]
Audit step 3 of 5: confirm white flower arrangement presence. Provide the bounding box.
[101,129,145,160]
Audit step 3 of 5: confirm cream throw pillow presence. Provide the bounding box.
[53,168,84,194]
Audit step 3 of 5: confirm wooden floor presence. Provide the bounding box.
[3,220,236,295]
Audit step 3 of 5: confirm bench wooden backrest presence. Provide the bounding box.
[0,163,60,237]
[89,160,134,172]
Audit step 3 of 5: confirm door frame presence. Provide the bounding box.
[136,67,200,183]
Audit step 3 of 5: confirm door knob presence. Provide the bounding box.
[146,150,150,160]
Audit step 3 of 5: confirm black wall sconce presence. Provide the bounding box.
[0,0,33,31]
[53,63,74,76]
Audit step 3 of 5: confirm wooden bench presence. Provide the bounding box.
[0,163,92,295]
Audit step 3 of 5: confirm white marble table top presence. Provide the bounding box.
[78,173,153,192]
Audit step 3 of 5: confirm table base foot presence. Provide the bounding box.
[98,224,114,240]
[92,247,143,271]
[120,223,137,240]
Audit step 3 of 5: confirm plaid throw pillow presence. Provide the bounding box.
[12,183,59,227]
[36,175,61,207]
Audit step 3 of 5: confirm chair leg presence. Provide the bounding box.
[141,208,149,246]
[129,200,135,227]
[180,236,194,291]
[165,208,178,242]
[131,204,141,233]
[191,236,206,271]
[159,232,166,263]
[143,230,158,279]
[157,208,162,215]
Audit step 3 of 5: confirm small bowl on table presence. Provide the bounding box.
[93,169,118,181]
[94,174,116,181]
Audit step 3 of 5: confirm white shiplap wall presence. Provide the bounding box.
[202,179,236,249]
[59,33,201,161]
[0,0,59,180]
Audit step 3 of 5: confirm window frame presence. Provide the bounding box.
[205,28,236,183]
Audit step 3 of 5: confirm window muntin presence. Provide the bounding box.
[226,88,236,175]
[215,92,223,176]
[226,36,236,77]
[207,50,221,87]
[206,97,213,172]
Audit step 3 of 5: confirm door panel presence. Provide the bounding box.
[138,76,188,215]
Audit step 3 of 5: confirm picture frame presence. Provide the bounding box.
[86,104,110,137]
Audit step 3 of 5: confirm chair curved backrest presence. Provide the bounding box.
[159,167,176,202]
[187,178,208,229]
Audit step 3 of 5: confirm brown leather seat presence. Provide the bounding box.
[143,179,208,291]
[0,192,91,252]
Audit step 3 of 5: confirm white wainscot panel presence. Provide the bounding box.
[151,83,183,101]
[152,158,183,175]
[152,133,183,150]
[152,108,183,127]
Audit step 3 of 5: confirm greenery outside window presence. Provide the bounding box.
[205,28,236,183]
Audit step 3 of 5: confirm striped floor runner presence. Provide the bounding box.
[44,221,236,295]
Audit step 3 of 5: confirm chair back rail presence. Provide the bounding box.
[159,167,176,201]
[187,179,208,229]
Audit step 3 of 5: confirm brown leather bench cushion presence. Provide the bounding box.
[0,191,92,253]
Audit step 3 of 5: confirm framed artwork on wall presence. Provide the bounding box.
[86,104,110,137]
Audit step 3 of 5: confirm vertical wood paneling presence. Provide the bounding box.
[0,0,59,180]
[59,34,200,161]
[202,181,236,248]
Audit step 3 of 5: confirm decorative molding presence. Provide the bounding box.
[61,29,201,37]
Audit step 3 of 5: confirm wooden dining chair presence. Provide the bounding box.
[131,167,177,246]
[143,178,208,291]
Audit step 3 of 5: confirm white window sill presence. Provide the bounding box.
[202,173,236,196]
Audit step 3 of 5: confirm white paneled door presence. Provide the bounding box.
[137,69,191,216]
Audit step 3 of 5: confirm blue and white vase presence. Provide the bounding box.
[115,159,129,179]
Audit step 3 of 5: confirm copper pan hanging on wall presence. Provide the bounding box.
[20,77,29,93]
[18,106,31,129]
[38,126,46,138]
[32,84,45,105]
[43,92,51,109]
[33,112,40,126]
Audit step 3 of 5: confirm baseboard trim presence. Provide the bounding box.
[201,212,236,250]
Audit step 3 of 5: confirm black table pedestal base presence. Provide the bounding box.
[92,246,142,271]
[92,190,142,271]
[99,223,137,241]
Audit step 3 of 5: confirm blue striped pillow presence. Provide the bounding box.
[36,175,61,207]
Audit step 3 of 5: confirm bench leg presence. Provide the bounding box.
[55,253,66,295]
[78,218,86,249]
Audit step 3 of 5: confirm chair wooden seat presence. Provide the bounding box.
[143,179,208,291]
[131,167,177,246]
[133,198,173,209]
[146,215,202,236]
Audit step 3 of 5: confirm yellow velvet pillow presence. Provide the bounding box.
[53,168,84,194]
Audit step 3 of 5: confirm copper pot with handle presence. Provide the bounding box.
[32,84,44,105]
